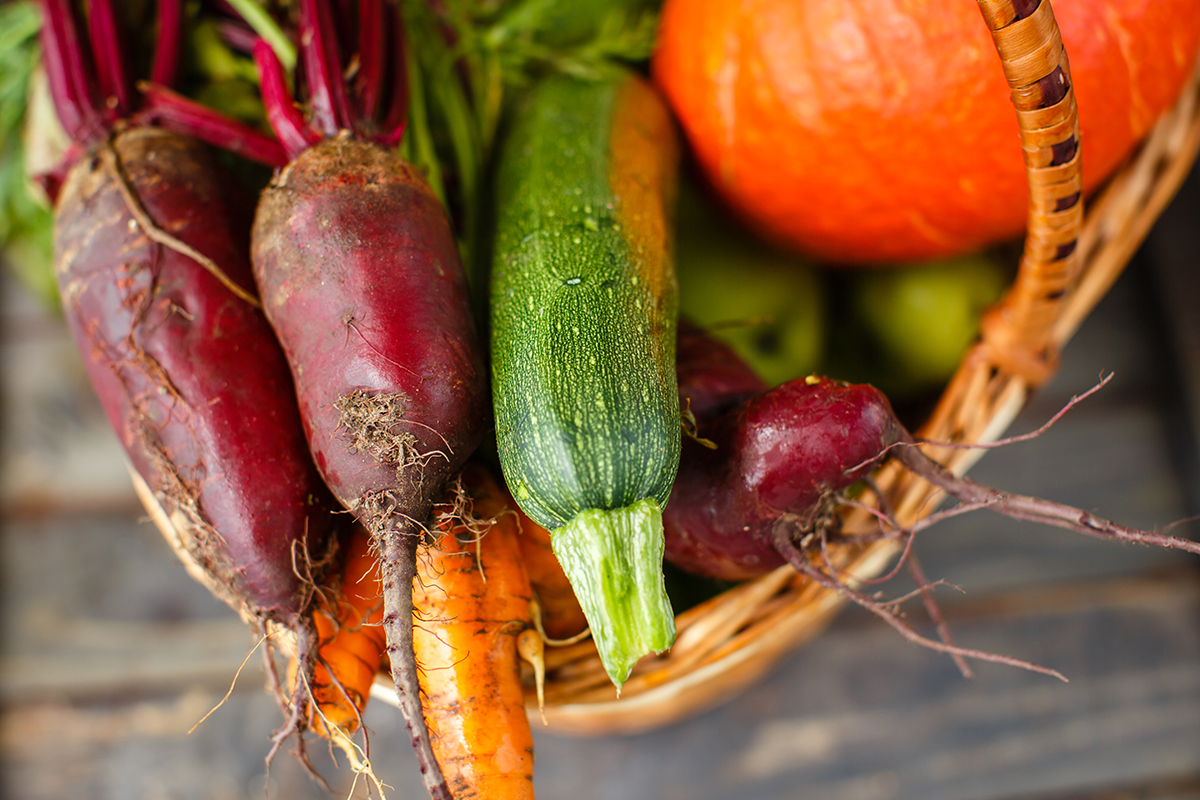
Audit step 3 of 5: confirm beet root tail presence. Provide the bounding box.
[771,529,1068,681]
[379,524,452,800]
[890,434,1200,556]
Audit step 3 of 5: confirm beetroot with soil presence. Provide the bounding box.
[41,0,331,632]
[242,2,487,796]
[252,138,484,519]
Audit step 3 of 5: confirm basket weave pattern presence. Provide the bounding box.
[521,0,1200,735]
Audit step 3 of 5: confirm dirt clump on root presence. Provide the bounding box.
[335,389,419,468]
[136,418,251,619]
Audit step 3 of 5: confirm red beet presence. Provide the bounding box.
[42,0,329,629]
[42,0,338,765]
[666,375,902,580]
[665,325,1200,586]
[56,128,338,623]
[665,328,1200,674]
[252,140,486,522]
[243,3,487,796]
[676,319,767,423]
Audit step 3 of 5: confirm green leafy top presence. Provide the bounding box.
[0,2,56,305]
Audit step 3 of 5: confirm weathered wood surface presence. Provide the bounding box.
[1,168,1197,799]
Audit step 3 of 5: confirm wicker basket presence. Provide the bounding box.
[355,0,1200,736]
[450,0,1200,736]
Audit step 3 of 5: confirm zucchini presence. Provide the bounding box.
[489,67,681,686]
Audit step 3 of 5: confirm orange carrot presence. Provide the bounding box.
[415,464,536,800]
[301,528,385,742]
[511,505,588,642]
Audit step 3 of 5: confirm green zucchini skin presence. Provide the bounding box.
[490,68,681,532]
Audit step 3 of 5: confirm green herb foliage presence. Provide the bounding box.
[0,2,56,306]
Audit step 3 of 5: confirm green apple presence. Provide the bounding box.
[675,188,824,387]
[850,253,1007,391]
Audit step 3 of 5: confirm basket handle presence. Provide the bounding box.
[975,0,1083,387]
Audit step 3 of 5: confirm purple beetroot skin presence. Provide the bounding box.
[42,0,334,629]
[665,374,903,581]
[251,137,487,538]
[676,319,767,423]
[55,127,339,625]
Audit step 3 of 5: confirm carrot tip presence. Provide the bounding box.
[517,627,547,724]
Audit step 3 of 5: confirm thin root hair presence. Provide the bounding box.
[777,532,1068,682]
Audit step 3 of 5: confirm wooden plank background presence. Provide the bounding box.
[1,167,1197,800]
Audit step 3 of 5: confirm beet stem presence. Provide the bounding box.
[299,0,354,135]
[253,39,322,160]
[88,0,133,114]
[377,8,409,146]
[149,0,184,88]
[379,527,453,800]
[137,82,290,167]
[355,0,386,126]
[38,0,103,142]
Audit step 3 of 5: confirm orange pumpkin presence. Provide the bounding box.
[651,0,1200,264]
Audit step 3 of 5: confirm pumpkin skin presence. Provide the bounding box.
[651,0,1200,265]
